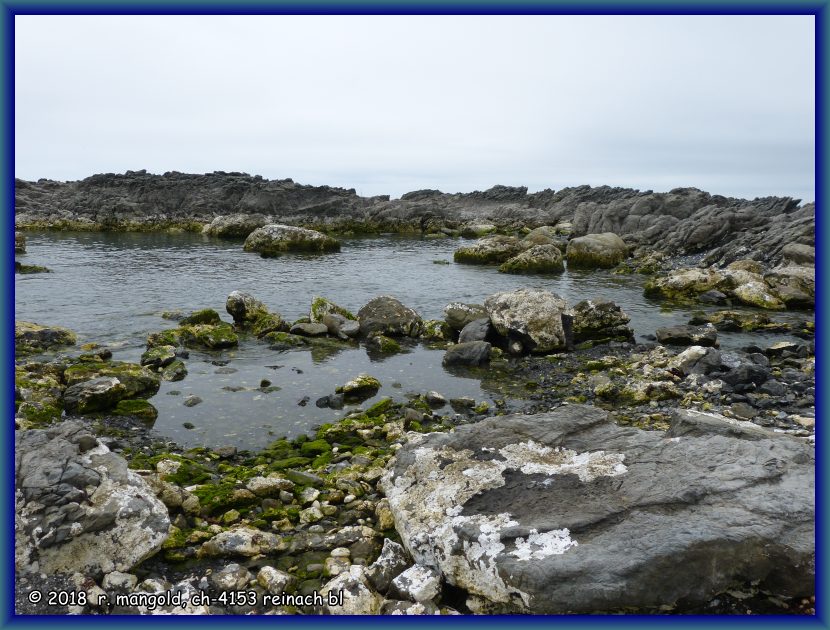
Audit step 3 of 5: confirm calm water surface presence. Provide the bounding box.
[15,231,805,449]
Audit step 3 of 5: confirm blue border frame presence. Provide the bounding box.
[3,3,825,629]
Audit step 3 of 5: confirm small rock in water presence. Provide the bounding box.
[260,379,271,387]
[182,422,196,429]
[214,367,238,374]
[298,396,310,407]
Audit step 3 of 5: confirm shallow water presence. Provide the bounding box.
[15,231,806,449]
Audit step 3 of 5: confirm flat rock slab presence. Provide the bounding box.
[380,405,814,613]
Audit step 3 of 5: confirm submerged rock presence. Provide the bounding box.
[15,321,77,355]
[336,374,381,402]
[358,296,423,338]
[380,405,814,613]
[16,421,170,576]
[484,288,568,354]
[565,232,628,268]
[443,341,492,367]
[243,224,340,256]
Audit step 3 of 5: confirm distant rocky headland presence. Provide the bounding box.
[15,170,814,267]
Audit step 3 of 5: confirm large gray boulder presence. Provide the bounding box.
[243,224,340,256]
[565,232,628,268]
[380,405,814,613]
[16,421,170,576]
[484,288,568,354]
[453,235,526,265]
[358,296,423,337]
[204,213,269,238]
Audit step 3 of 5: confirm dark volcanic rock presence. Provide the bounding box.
[458,318,492,344]
[381,405,814,613]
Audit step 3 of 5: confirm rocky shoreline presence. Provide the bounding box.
[15,171,813,266]
[14,174,815,616]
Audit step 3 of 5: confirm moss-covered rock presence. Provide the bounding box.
[499,244,564,274]
[310,297,356,323]
[147,328,182,348]
[180,308,222,326]
[112,398,159,421]
[336,374,381,402]
[15,321,77,355]
[64,359,161,398]
[140,345,177,370]
[15,262,51,274]
[243,224,341,256]
[263,331,309,348]
[365,334,401,354]
[643,268,727,302]
[453,235,525,265]
[420,319,453,342]
[161,359,188,381]
[179,322,239,349]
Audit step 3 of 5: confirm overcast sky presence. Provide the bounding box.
[15,15,814,201]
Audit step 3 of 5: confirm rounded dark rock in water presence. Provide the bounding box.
[380,405,814,613]
[458,318,492,344]
[655,324,718,347]
[442,341,491,367]
[15,231,26,253]
[183,395,202,407]
[358,296,423,338]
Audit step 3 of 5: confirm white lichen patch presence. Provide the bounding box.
[510,528,577,561]
[499,441,627,482]
[379,438,629,610]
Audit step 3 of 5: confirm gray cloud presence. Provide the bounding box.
[15,14,814,201]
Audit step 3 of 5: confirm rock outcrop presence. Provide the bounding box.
[16,421,170,577]
[380,405,814,613]
[16,172,813,263]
